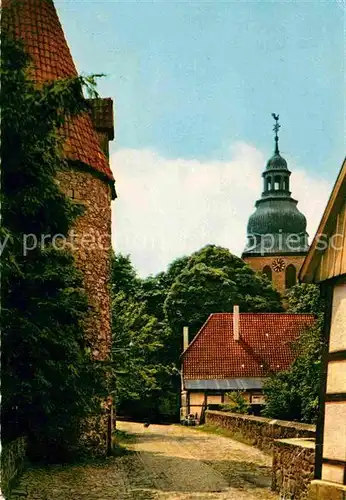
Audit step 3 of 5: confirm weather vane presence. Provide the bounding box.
[271,113,280,154]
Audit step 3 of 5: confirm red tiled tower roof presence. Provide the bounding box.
[182,313,315,380]
[2,0,114,184]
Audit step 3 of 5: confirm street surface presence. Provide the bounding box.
[10,421,278,500]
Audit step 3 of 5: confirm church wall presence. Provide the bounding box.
[243,254,306,295]
[57,169,112,362]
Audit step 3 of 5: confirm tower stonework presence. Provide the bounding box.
[242,116,308,296]
[2,0,116,453]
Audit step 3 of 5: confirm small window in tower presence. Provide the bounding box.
[266,178,272,191]
[285,264,296,289]
[283,178,288,190]
[274,175,280,190]
[263,265,272,282]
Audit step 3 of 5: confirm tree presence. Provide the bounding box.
[223,392,250,414]
[164,245,283,360]
[111,252,140,297]
[286,282,323,314]
[263,283,324,424]
[1,36,108,460]
[139,255,189,321]
[112,293,164,405]
[111,254,178,421]
[111,247,283,421]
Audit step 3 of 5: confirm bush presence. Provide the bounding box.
[262,321,323,424]
[223,392,250,414]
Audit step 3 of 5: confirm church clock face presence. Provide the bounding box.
[272,258,286,273]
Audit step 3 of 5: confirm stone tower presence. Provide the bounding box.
[242,115,308,295]
[2,0,116,451]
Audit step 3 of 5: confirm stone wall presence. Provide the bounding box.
[79,413,110,457]
[57,169,112,362]
[57,168,112,456]
[205,410,315,453]
[272,438,315,500]
[1,437,27,497]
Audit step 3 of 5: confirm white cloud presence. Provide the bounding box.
[110,142,331,277]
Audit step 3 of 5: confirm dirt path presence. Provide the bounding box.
[118,421,278,500]
[10,421,278,500]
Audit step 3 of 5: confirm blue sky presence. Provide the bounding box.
[56,0,345,276]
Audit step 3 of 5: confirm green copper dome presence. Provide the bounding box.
[266,152,288,170]
[247,199,307,235]
[242,115,309,256]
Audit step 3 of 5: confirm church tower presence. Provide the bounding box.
[242,115,309,295]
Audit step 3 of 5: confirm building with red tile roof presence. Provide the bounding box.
[181,310,315,420]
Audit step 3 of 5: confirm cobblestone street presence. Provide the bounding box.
[10,422,278,500]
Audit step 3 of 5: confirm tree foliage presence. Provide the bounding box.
[139,255,189,321]
[111,253,141,297]
[1,36,108,460]
[111,246,283,420]
[223,392,250,414]
[112,291,166,403]
[263,283,324,424]
[164,245,283,359]
[286,282,323,314]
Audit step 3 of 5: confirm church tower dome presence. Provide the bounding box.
[242,115,309,295]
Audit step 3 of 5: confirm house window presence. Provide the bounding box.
[251,394,266,405]
[263,265,272,282]
[285,264,296,289]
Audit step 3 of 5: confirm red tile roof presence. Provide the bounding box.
[182,313,315,380]
[2,0,114,184]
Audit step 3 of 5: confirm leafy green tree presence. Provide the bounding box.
[112,292,164,401]
[164,245,283,359]
[111,255,178,421]
[1,36,108,460]
[140,255,189,321]
[263,321,323,423]
[111,246,283,421]
[286,282,323,315]
[137,273,167,321]
[263,283,324,424]
[223,392,250,414]
[111,253,140,297]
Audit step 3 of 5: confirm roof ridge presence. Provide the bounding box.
[182,313,316,379]
[210,312,315,317]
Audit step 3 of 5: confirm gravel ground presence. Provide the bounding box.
[9,421,278,500]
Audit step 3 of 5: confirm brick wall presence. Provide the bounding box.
[205,410,315,453]
[1,437,27,497]
[243,254,306,295]
[272,438,315,500]
[57,169,112,362]
[58,168,113,456]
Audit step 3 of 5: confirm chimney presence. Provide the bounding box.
[233,305,240,341]
[88,98,115,158]
[183,326,189,351]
